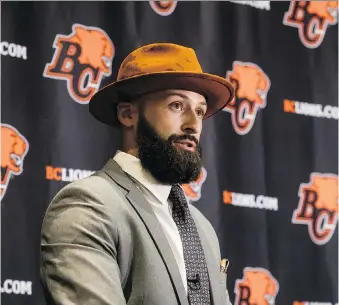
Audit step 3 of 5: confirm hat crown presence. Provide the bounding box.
[117,43,203,81]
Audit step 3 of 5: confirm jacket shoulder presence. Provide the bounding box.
[41,171,125,238]
[50,170,124,203]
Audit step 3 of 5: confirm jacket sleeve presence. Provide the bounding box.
[40,181,126,305]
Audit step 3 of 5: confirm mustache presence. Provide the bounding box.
[168,134,199,146]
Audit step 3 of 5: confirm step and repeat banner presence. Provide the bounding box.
[1,1,338,305]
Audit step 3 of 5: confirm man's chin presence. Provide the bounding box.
[140,153,202,185]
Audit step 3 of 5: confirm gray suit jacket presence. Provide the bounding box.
[40,158,232,305]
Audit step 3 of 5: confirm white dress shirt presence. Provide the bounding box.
[113,150,188,293]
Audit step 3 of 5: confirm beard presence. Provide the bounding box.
[136,112,203,185]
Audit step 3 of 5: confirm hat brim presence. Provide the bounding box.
[89,71,235,127]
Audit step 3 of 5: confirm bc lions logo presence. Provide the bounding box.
[234,267,279,305]
[283,1,338,49]
[1,124,29,200]
[292,173,338,245]
[149,1,177,16]
[43,24,115,103]
[181,167,207,202]
[224,61,271,135]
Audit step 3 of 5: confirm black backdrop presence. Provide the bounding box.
[1,1,338,305]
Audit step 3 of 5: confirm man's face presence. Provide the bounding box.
[136,89,207,185]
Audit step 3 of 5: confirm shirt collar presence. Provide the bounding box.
[113,150,172,205]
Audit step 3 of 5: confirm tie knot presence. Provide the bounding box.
[169,184,188,207]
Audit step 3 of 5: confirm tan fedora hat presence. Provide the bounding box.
[89,43,235,127]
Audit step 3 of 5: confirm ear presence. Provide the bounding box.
[116,102,138,128]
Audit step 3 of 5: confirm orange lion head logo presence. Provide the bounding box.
[224,61,270,135]
[1,124,29,200]
[149,1,177,16]
[283,1,338,49]
[43,24,115,104]
[181,167,207,202]
[292,173,338,245]
[234,267,279,305]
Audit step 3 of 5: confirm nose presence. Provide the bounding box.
[181,109,200,136]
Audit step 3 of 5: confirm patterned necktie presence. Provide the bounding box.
[169,184,211,305]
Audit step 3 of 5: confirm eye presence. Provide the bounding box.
[196,108,206,117]
[169,101,183,111]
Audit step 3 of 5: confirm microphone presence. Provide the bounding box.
[187,274,201,290]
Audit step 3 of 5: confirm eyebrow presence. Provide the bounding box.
[167,93,207,107]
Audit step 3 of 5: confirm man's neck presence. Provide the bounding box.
[120,147,139,159]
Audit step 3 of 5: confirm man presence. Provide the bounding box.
[40,43,235,305]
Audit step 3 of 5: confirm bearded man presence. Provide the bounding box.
[40,43,235,305]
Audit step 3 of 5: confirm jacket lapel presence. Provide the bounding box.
[101,159,189,305]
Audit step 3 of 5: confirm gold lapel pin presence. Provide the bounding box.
[220,258,229,274]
